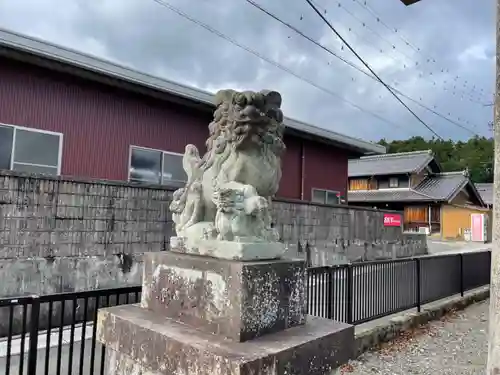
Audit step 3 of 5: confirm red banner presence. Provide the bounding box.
[383,213,402,227]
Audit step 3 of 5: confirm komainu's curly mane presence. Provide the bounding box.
[206,89,285,155]
[169,89,286,243]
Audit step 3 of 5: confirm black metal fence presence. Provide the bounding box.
[306,251,491,324]
[0,288,142,375]
[0,251,491,375]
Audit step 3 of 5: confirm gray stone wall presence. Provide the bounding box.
[273,200,427,266]
[0,171,171,298]
[0,171,427,299]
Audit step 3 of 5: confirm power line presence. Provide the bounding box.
[310,0,412,69]
[244,0,480,136]
[313,0,484,105]
[310,0,488,105]
[341,0,489,103]
[350,0,491,102]
[336,1,416,63]
[304,0,443,139]
[340,1,487,104]
[352,0,490,99]
[150,0,412,134]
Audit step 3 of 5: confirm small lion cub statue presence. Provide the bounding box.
[212,182,278,243]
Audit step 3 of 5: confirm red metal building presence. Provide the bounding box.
[0,28,385,202]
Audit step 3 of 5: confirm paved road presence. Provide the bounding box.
[342,299,489,374]
[426,239,491,255]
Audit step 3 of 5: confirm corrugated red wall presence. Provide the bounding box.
[0,56,353,200]
[278,136,302,199]
[0,57,209,180]
[302,139,350,200]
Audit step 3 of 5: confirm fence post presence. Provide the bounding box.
[305,241,312,268]
[416,259,421,313]
[305,267,309,316]
[27,295,41,375]
[346,264,353,324]
[459,254,464,297]
[326,268,334,320]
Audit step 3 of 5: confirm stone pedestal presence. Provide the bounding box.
[141,252,306,341]
[97,251,355,375]
[170,236,287,261]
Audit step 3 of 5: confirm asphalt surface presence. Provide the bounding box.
[426,239,491,255]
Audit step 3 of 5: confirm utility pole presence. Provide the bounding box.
[397,0,499,372]
[488,1,500,372]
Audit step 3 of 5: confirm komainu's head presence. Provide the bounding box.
[206,89,286,155]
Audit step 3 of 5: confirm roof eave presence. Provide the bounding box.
[348,152,437,177]
[348,191,443,203]
[0,44,216,114]
[446,179,486,207]
[348,170,413,178]
[470,183,487,207]
[348,197,442,203]
[0,27,385,156]
[284,118,386,155]
[445,179,468,203]
[413,154,437,174]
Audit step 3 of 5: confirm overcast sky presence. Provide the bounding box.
[0,0,495,141]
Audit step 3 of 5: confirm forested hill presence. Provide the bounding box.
[377,136,494,184]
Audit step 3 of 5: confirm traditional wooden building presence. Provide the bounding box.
[347,150,488,239]
[475,183,493,208]
[0,28,384,203]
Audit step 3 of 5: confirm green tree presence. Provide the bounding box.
[377,136,494,183]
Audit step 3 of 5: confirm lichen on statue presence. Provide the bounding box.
[169,89,286,253]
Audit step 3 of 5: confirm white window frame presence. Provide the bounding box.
[1,123,63,175]
[311,188,341,205]
[389,177,399,188]
[128,145,185,185]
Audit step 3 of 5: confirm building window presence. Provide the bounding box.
[0,124,62,175]
[311,189,340,205]
[129,146,187,185]
[349,178,377,191]
[389,177,399,188]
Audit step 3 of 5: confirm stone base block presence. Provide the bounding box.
[170,236,286,261]
[98,305,354,375]
[141,252,306,342]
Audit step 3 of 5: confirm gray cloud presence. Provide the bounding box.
[0,0,494,141]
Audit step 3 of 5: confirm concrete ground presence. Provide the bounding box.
[426,238,491,255]
[344,299,489,374]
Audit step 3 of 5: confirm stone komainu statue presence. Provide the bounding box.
[169,89,286,245]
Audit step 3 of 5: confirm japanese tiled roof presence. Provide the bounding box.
[348,150,434,177]
[475,183,493,206]
[348,171,482,204]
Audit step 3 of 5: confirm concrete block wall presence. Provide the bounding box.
[0,171,427,299]
[0,171,172,298]
[273,200,427,266]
